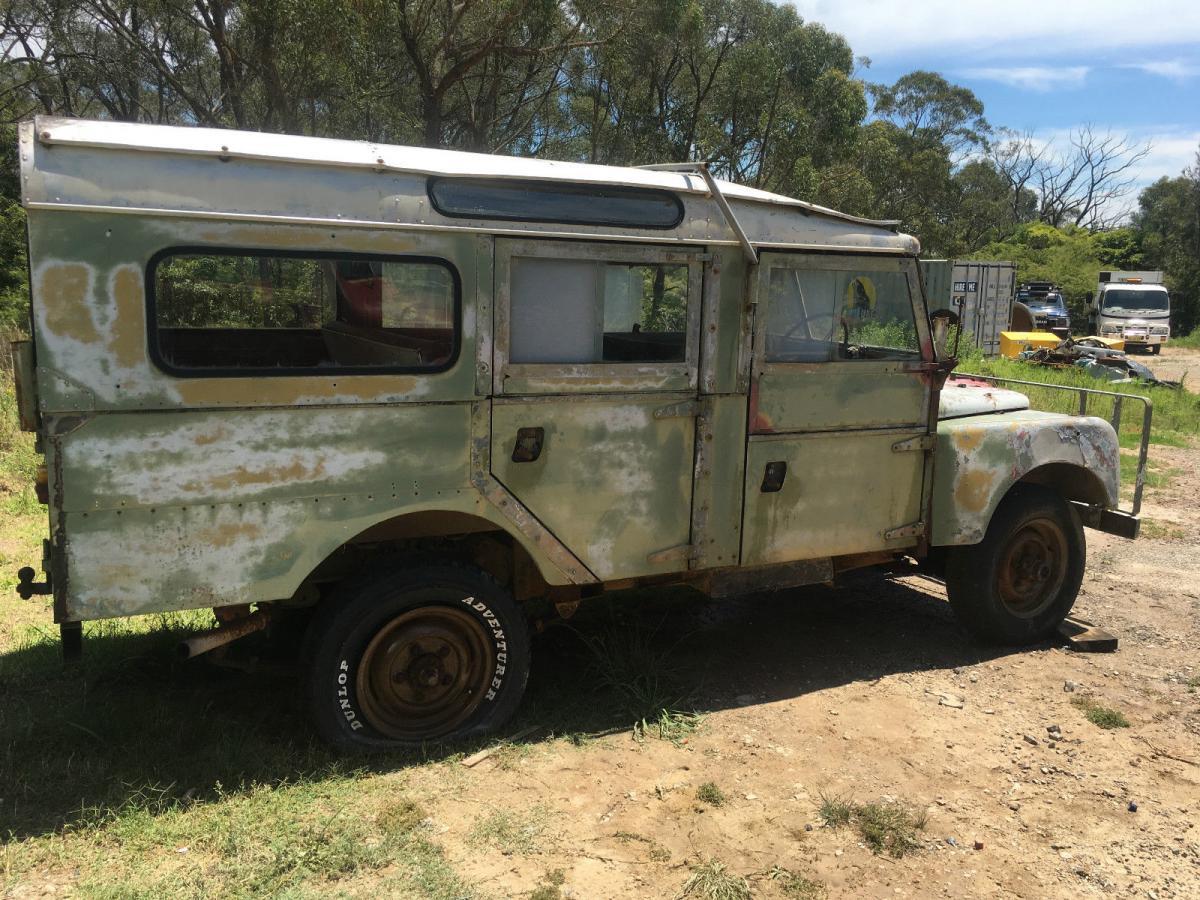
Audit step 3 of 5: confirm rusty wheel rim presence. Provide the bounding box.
[997,518,1068,618]
[356,605,494,741]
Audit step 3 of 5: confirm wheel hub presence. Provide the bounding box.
[997,518,1069,618]
[356,605,495,741]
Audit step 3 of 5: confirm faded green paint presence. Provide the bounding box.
[741,431,925,564]
[490,395,695,580]
[56,404,472,512]
[930,410,1120,546]
[753,367,927,432]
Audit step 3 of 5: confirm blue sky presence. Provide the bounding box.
[790,0,1200,197]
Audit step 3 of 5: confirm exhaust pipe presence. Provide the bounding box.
[178,608,270,660]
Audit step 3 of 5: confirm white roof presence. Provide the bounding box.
[21,117,918,254]
[30,117,896,227]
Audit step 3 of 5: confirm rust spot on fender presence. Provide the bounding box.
[955,468,996,514]
[40,264,98,343]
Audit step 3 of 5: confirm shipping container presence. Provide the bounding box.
[921,260,1016,356]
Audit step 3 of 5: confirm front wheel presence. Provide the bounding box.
[945,486,1085,645]
[303,563,530,752]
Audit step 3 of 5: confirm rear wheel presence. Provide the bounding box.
[945,486,1084,645]
[303,563,530,752]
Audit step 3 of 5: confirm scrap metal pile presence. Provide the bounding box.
[1017,338,1183,389]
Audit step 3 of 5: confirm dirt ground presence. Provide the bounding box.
[3,352,1199,899]
[396,348,1200,899]
[1143,344,1200,392]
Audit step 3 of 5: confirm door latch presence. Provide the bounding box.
[511,427,544,463]
[760,460,787,492]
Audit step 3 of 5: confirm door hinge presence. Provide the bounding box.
[883,521,926,541]
[892,434,936,453]
[654,399,703,419]
[646,543,702,564]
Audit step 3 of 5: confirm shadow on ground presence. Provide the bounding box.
[0,569,1019,839]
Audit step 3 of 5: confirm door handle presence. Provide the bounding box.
[761,460,787,492]
[511,427,545,463]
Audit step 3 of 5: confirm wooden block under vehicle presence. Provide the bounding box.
[1057,617,1119,652]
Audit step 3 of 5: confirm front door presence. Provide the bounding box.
[741,252,933,565]
[488,239,705,581]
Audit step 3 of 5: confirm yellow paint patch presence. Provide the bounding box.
[181,459,327,494]
[195,521,266,548]
[174,375,420,406]
[109,266,145,368]
[952,428,985,452]
[955,468,997,514]
[39,264,98,343]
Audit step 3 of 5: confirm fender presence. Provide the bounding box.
[930,410,1120,546]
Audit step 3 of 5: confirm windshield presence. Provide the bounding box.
[1102,289,1169,312]
[1017,291,1065,310]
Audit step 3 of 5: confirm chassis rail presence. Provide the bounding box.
[958,372,1153,516]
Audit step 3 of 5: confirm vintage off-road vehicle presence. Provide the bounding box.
[11,118,1143,751]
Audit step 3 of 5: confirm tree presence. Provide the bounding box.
[1134,149,1200,335]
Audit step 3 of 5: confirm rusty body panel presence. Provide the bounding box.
[13,117,1131,632]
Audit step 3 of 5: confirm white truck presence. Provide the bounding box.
[1087,271,1171,354]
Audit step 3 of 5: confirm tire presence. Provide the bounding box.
[1150,345,1161,355]
[945,485,1085,645]
[303,562,530,752]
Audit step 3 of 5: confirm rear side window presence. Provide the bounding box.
[509,258,689,363]
[148,250,459,375]
[428,178,684,229]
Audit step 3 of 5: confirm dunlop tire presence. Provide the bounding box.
[302,562,530,753]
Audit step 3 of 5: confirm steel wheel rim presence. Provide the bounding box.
[356,605,494,741]
[997,518,1068,618]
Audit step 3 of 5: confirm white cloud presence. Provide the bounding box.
[964,66,1090,92]
[1120,59,1200,81]
[789,1,1200,62]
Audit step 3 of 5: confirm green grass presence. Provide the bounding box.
[1171,329,1200,349]
[957,345,1200,448]
[1140,518,1187,541]
[529,868,567,900]
[1071,696,1131,729]
[768,866,827,899]
[677,859,752,900]
[817,792,853,828]
[467,806,551,856]
[695,782,727,808]
[817,795,926,858]
[1119,455,1178,491]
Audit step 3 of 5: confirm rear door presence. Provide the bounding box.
[741,252,934,565]
[488,239,706,580]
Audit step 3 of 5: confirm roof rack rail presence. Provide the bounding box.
[637,162,758,265]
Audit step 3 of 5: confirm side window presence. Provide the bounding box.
[509,257,689,364]
[765,263,919,362]
[150,251,458,374]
